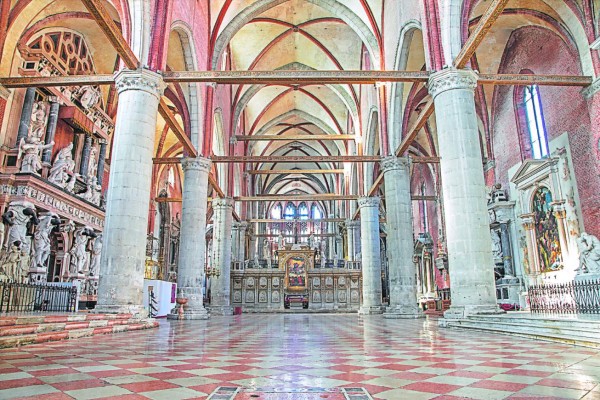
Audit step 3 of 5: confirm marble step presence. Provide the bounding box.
[446,319,600,348]
[0,313,158,348]
[466,314,600,329]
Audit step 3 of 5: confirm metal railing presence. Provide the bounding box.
[529,278,600,315]
[0,281,78,313]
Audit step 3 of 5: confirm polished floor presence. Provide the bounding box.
[1,314,600,399]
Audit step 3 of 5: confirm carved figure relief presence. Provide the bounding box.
[89,234,102,277]
[272,290,280,303]
[31,213,60,271]
[313,291,321,302]
[48,143,76,187]
[245,291,254,303]
[246,277,255,288]
[69,226,96,275]
[19,136,54,175]
[312,277,320,287]
[272,277,280,287]
[1,242,24,282]
[338,290,347,302]
[233,291,242,303]
[259,276,267,288]
[338,276,346,287]
[325,276,333,287]
[234,279,242,289]
[325,291,334,303]
[259,291,267,303]
[350,290,359,302]
[577,233,600,274]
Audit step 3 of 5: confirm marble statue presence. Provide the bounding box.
[1,241,22,281]
[308,233,315,249]
[79,176,101,206]
[3,202,37,259]
[88,147,98,179]
[278,232,285,249]
[29,101,48,140]
[89,244,101,275]
[75,86,101,109]
[31,213,60,270]
[491,229,502,260]
[48,143,75,187]
[65,172,79,193]
[69,227,96,275]
[577,232,600,274]
[19,136,54,174]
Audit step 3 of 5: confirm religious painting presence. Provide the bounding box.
[532,187,563,272]
[285,256,307,290]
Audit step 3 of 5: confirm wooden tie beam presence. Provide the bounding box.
[235,135,355,141]
[247,169,345,175]
[212,156,381,163]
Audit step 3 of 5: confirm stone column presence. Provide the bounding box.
[238,222,248,262]
[42,98,60,165]
[210,197,234,315]
[79,134,92,176]
[16,87,36,145]
[358,197,383,314]
[169,157,211,319]
[552,203,570,259]
[428,68,500,319]
[520,215,538,275]
[498,221,514,277]
[381,156,423,319]
[96,140,107,186]
[346,220,356,261]
[96,69,165,317]
[231,223,240,262]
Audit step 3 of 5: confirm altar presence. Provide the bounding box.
[230,244,362,312]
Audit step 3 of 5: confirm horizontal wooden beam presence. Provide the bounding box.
[235,135,356,141]
[0,73,592,89]
[412,156,440,163]
[157,99,198,158]
[153,157,182,165]
[412,195,437,201]
[247,169,345,175]
[255,233,337,238]
[238,195,360,202]
[212,156,381,163]
[249,218,345,223]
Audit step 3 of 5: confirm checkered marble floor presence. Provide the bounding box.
[1,314,600,399]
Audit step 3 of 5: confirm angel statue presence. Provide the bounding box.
[48,143,75,187]
[577,232,600,275]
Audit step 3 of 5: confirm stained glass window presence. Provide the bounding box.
[524,85,549,159]
[284,203,296,220]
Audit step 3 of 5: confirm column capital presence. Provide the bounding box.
[381,156,410,173]
[346,220,360,228]
[427,68,478,99]
[239,221,249,230]
[0,84,10,100]
[582,77,600,99]
[114,69,166,99]
[182,157,211,172]
[520,213,535,230]
[212,197,234,210]
[357,196,380,209]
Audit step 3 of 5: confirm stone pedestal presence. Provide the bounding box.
[96,69,165,318]
[428,68,501,319]
[168,157,211,320]
[210,198,234,316]
[357,197,383,315]
[381,157,423,319]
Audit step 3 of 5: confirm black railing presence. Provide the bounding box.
[529,278,600,315]
[0,281,78,313]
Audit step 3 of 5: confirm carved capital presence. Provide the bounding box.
[212,197,234,210]
[114,69,166,98]
[181,157,211,172]
[582,77,600,99]
[520,213,535,230]
[357,196,380,209]
[381,156,410,173]
[427,68,478,99]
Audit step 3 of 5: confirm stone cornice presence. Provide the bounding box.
[381,156,410,173]
[212,197,234,209]
[114,69,166,98]
[182,157,211,172]
[582,77,600,99]
[357,196,380,209]
[428,68,478,99]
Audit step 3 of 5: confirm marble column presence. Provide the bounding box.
[169,157,211,319]
[16,87,36,145]
[498,221,515,277]
[521,214,539,276]
[381,156,423,319]
[238,222,248,262]
[96,140,107,186]
[210,197,234,315]
[428,68,500,319]
[346,220,357,261]
[96,69,166,317]
[42,98,60,165]
[79,134,92,176]
[231,223,240,262]
[358,197,383,314]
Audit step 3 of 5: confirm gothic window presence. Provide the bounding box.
[271,203,282,219]
[299,203,309,220]
[284,203,296,220]
[532,187,562,272]
[524,85,549,159]
[312,204,322,220]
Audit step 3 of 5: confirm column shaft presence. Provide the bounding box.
[238,223,248,262]
[16,87,36,145]
[499,222,514,277]
[96,69,165,317]
[346,220,355,262]
[96,140,107,186]
[358,197,383,314]
[210,197,234,315]
[79,134,92,176]
[382,156,423,318]
[428,69,500,318]
[42,99,60,164]
[168,157,211,319]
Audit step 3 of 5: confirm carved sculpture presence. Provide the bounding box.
[90,235,103,276]
[29,101,48,140]
[19,136,54,174]
[577,233,600,274]
[491,229,502,260]
[87,147,98,179]
[1,241,24,282]
[31,213,60,270]
[48,143,75,187]
[69,227,96,275]
[75,86,100,109]
[79,176,101,206]
[3,202,37,260]
[65,172,79,193]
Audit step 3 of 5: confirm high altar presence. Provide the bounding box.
[230,244,362,312]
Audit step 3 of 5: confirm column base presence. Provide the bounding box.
[358,305,384,315]
[208,306,234,316]
[443,304,504,320]
[167,306,209,320]
[94,304,148,319]
[383,306,424,319]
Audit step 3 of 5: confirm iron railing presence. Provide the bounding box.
[0,281,78,313]
[529,278,600,315]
